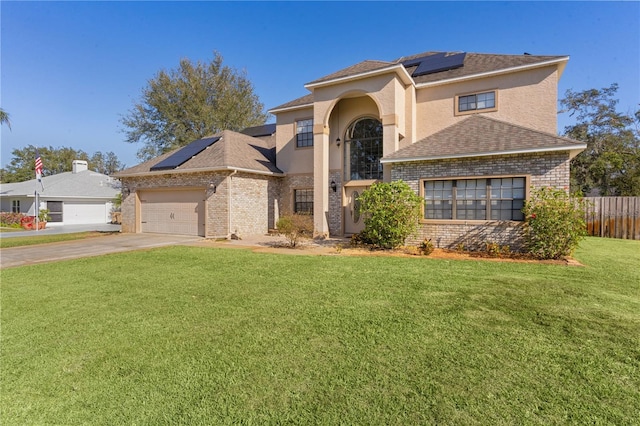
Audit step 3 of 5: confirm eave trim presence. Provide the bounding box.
[414,57,570,88]
[114,166,284,179]
[268,102,314,114]
[380,143,586,164]
[304,64,414,90]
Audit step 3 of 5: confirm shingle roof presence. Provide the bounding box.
[269,93,314,112]
[381,115,586,163]
[403,52,566,85]
[306,60,397,86]
[270,51,568,112]
[114,130,283,177]
[0,170,120,198]
[241,123,276,138]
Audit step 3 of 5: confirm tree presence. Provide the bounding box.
[121,51,267,161]
[89,151,125,175]
[357,181,423,249]
[560,84,640,196]
[0,145,124,183]
[0,108,11,130]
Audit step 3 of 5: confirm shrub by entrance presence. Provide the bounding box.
[357,181,422,249]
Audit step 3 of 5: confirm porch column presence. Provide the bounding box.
[313,124,330,237]
[382,114,399,183]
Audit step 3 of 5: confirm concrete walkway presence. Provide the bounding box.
[0,223,350,269]
[0,223,122,238]
[0,233,202,269]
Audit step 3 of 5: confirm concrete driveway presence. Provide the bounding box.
[0,233,203,269]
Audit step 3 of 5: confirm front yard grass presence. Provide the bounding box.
[1,237,638,424]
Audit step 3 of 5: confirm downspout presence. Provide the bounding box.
[227,169,238,238]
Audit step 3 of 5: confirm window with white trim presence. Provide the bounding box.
[424,177,525,221]
[12,200,20,213]
[296,119,313,148]
[457,91,496,113]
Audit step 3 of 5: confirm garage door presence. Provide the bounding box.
[63,202,109,224]
[139,190,205,236]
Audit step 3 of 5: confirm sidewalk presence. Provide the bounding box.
[0,223,121,239]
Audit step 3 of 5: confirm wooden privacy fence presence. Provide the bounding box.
[583,197,640,240]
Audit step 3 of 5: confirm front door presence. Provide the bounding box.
[344,186,366,235]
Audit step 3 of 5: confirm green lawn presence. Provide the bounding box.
[1,237,638,424]
[0,231,117,248]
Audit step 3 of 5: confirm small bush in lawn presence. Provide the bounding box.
[358,181,422,249]
[485,241,502,257]
[276,213,313,247]
[485,241,511,258]
[0,212,25,228]
[522,187,588,259]
[419,238,434,255]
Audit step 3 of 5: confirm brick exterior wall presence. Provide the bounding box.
[229,172,280,237]
[120,171,280,238]
[328,170,342,236]
[280,174,314,215]
[391,151,571,250]
[279,172,342,236]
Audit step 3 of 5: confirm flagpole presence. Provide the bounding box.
[34,150,43,232]
[33,188,40,232]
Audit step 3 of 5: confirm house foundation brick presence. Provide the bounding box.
[392,152,571,250]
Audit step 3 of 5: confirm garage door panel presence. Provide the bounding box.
[63,202,108,225]
[140,190,204,236]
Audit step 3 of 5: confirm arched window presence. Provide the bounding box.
[344,117,383,180]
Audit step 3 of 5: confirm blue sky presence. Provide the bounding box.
[1,1,638,169]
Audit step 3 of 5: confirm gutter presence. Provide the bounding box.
[114,165,284,179]
[304,63,414,90]
[268,102,314,115]
[380,143,587,164]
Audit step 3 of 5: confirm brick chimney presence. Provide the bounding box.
[72,160,88,173]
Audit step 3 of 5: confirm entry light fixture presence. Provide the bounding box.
[335,137,341,147]
[122,187,130,197]
[209,182,217,193]
[330,180,337,192]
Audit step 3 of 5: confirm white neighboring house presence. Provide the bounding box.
[0,160,120,225]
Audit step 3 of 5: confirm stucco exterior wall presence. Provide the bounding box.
[391,151,571,250]
[416,66,559,138]
[274,107,315,174]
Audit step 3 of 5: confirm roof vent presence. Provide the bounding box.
[72,160,88,174]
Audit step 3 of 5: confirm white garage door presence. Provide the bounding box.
[63,202,108,225]
[139,190,205,236]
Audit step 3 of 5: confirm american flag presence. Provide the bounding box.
[35,151,44,189]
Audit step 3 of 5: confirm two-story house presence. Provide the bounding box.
[115,51,586,249]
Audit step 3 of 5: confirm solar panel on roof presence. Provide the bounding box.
[150,136,220,171]
[402,52,466,77]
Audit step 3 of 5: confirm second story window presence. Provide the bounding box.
[457,91,496,114]
[296,119,313,148]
